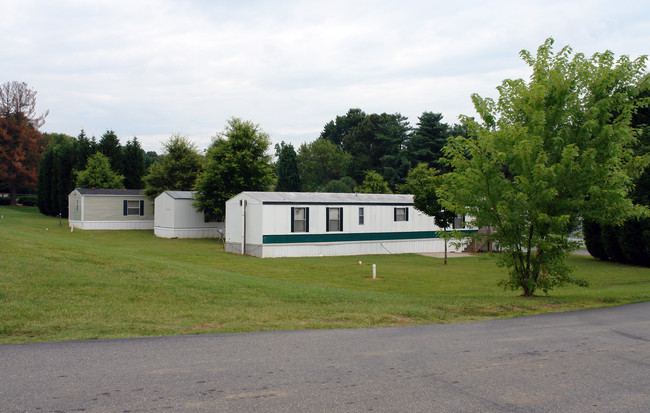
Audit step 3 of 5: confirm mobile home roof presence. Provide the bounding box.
[239,192,414,205]
[164,190,195,200]
[75,188,144,196]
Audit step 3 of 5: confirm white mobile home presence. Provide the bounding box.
[68,188,154,230]
[154,191,224,238]
[225,192,470,258]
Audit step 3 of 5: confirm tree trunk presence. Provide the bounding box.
[9,181,17,206]
[444,227,448,265]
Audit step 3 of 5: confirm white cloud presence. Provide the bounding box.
[1,0,648,151]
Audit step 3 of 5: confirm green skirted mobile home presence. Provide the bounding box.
[225,192,470,258]
[68,188,154,230]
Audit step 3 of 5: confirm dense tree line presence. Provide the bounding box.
[30,92,462,218]
[583,86,650,265]
[30,106,482,223]
[37,129,151,217]
[273,108,463,194]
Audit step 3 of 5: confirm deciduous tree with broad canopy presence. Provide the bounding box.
[142,134,204,199]
[296,139,352,191]
[194,117,274,221]
[0,81,49,205]
[75,153,125,189]
[402,163,456,264]
[440,38,649,296]
[355,170,392,194]
[320,108,411,186]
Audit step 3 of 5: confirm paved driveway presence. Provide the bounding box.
[1,302,649,412]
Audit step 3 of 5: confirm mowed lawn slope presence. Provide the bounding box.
[1,206,649,344]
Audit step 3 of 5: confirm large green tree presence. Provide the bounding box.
[142,134,203,199]
[0,81,48,205]
[355,170,392,194]
[441,38,649,296]
[322,176,356,193]
[402,163,456,264]
[320,108,412,184]
[320,108,367,148]
[75,153,125,189]
[274,141,301,192]
[194,118,274,220]
[296,139,352,191]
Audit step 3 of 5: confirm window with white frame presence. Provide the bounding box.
[327,207,343,231]
[126,200,141,216]
[358,207,364,225]
[394,207,408,221]
[292,207,308,232]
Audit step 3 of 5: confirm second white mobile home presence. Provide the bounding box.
[154,191,224,238]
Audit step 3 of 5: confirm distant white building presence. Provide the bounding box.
[225,191,471,258]
[68,188,154,230]
[154,191,224,239]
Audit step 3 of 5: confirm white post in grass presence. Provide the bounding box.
[240,199,247,255]
[372,264,376,279]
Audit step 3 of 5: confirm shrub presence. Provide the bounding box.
[0,197,10,205]
[618,219,645,265]
[601,224,627,263]
[583,220,608,260]
[17,195,38,206]
[322,177,356,193]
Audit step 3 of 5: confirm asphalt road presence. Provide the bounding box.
[1,302,649,412]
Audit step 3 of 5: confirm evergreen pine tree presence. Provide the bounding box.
[275,142,301,192]
[123,137,146,189]
[97,130,123,175]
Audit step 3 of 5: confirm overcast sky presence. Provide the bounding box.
[2,0,648,153]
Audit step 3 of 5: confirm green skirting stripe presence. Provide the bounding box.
[262,229,475,244]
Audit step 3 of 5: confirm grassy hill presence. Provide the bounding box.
[1,206,649,344]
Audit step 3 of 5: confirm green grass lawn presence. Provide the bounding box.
[1,206,649,344]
